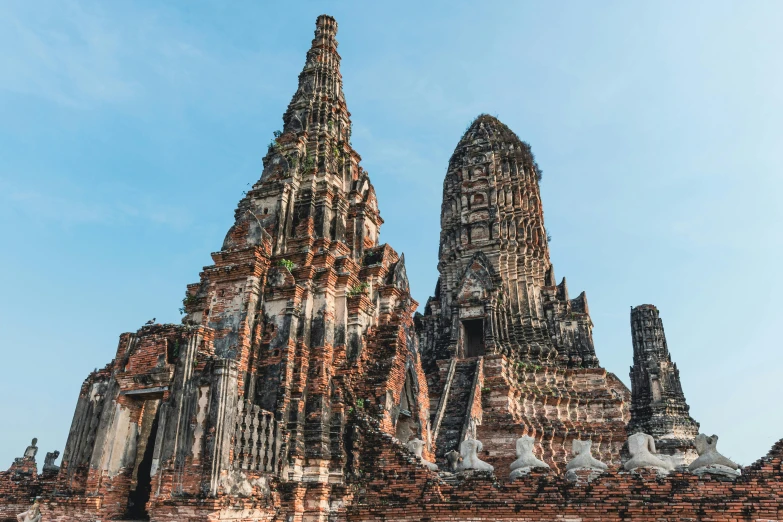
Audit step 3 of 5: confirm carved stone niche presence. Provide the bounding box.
[470,223,489,242]
[470,192,486,208]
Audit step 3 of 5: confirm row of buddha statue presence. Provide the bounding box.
[404,432,741,481]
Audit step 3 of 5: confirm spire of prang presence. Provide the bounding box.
[281,14,350,140]
[224,14,379,260]
[628,304,699,459]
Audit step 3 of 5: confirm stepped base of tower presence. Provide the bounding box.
[481,355,630,474]
[429,354,630,474]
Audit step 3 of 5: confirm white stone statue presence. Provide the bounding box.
[509,435,549,479]
[23,438,38,459]
[43,450,60,473]
[16,500,41,522]
[688,434,740,477]
[624,432,674,473]
[565,439,608,483]
[565,439,608,472]
[405,438,438,471]
[457,438,494,472]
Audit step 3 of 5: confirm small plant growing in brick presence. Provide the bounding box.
[363,250,382,265]
[534,162,543,182]
[347,282,369,297]
[355,398,365,409]
[179,293,200,315]
[303,154,315,172]
[283,154,298,169]
[278,259,295,273]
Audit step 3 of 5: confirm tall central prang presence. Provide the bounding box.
[44,16,431,519]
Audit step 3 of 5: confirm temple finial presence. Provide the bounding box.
[315,14,338,42]
[279,15,347,139]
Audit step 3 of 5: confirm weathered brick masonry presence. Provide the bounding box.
[348,417,783,522]
[417,114,630,472]
[628,304,700,463]
[2,14,782,522]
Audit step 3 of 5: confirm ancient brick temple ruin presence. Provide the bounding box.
[416,115,629,475]
[3,15,783,522]
[627,305,700,463]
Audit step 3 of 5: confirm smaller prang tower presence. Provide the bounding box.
[628,304,699,462]
[417,115,630,473]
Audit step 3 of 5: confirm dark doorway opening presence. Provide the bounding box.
[126,407,160,520]
[462,319,485,358]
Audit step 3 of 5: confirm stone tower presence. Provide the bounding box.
[628,304,699,462]
[204,14,431,482]
[6,16,783,522]
[417,115,630,473]
[49,16,431,520]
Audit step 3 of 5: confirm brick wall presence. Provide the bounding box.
[346,418,783,522]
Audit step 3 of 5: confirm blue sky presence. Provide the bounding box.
[1,1,781,468]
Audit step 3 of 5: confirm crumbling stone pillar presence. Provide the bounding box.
[628,304,699,461]
[206,359,239,496]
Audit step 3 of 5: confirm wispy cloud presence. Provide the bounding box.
[351,122,442,196]
[0,1,284,112]
[8,190,106,224]
[3,181,191,229]
[0,1,139,107]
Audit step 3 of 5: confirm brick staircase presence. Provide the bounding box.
[433,359,478,459]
